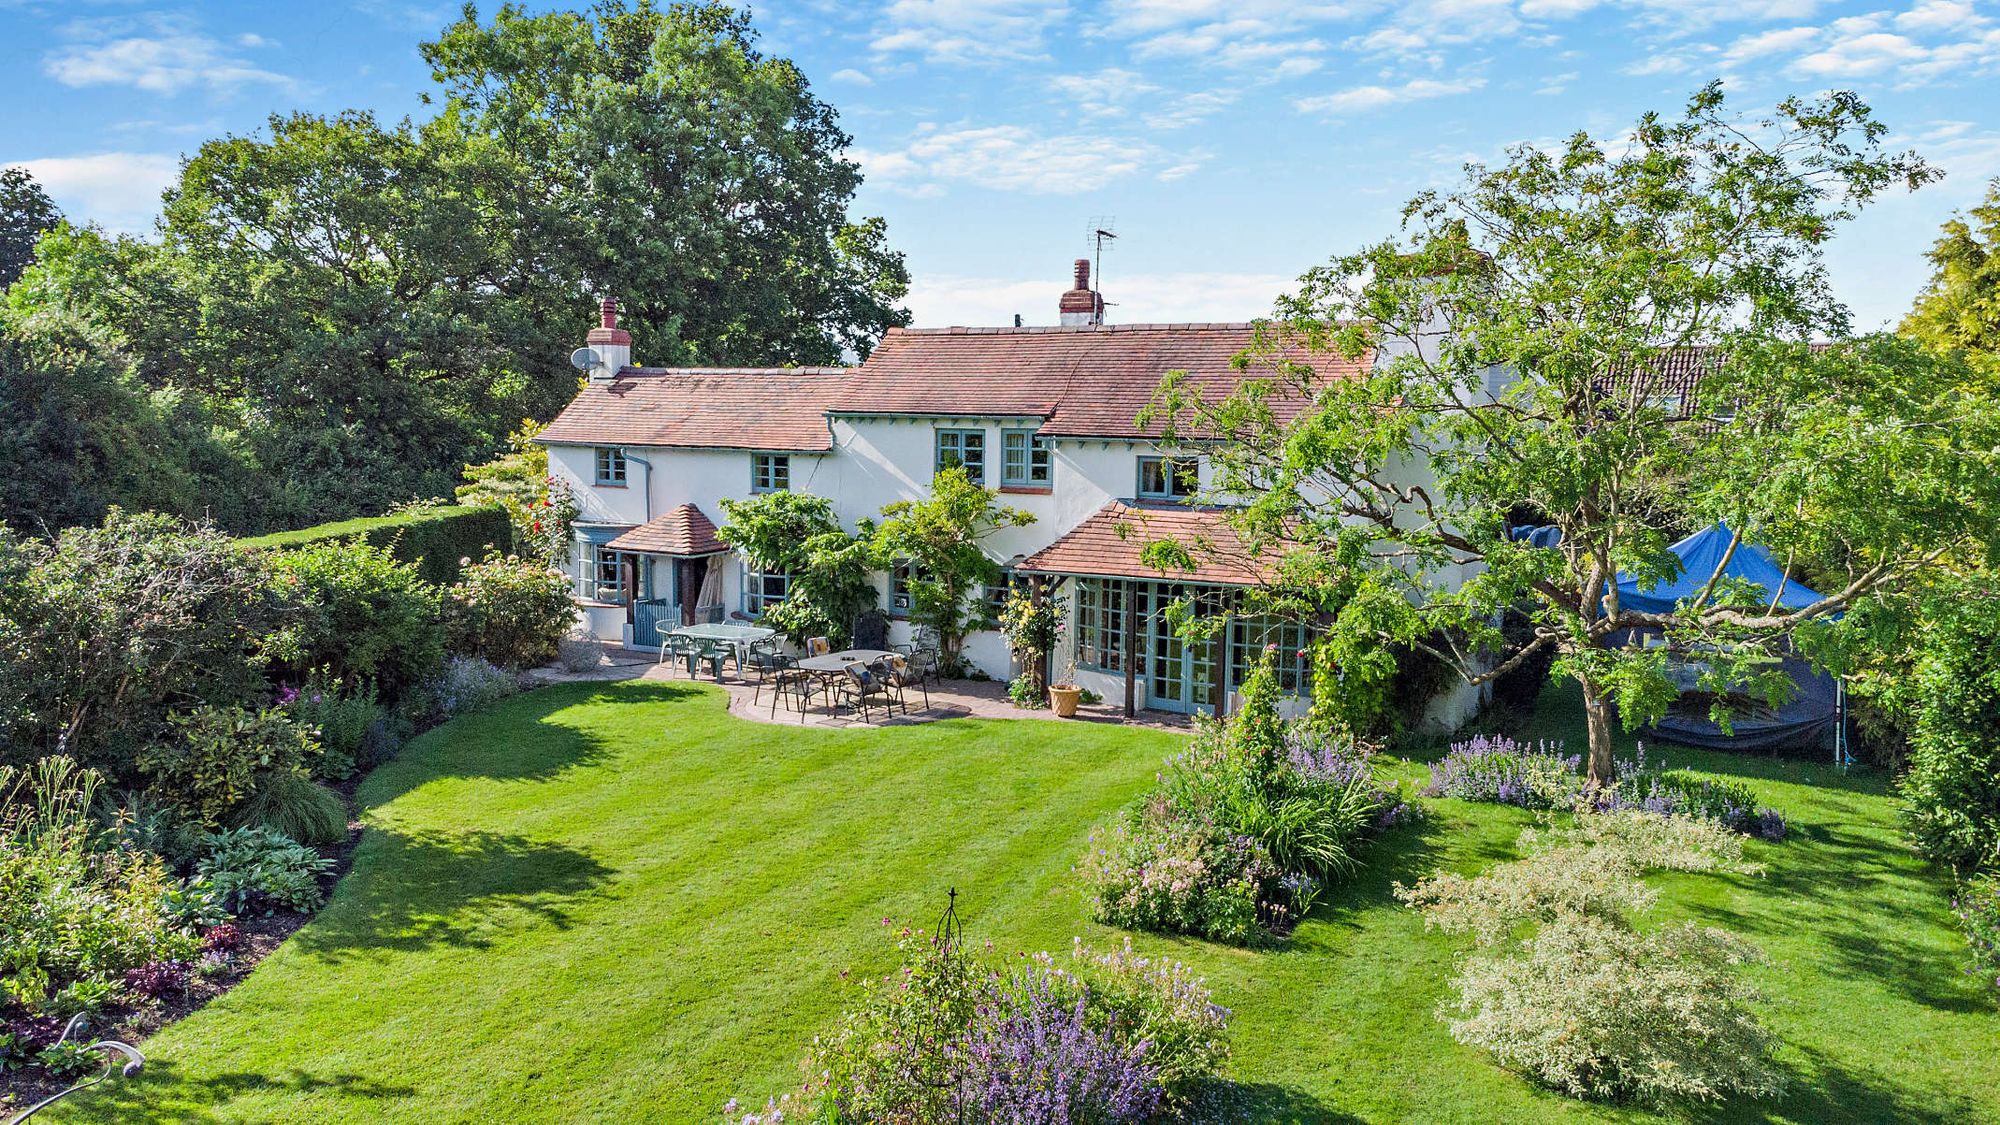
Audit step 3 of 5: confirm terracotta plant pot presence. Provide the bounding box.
[1048,685,1082,718]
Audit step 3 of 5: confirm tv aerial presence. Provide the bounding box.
[1085,216,1117,301]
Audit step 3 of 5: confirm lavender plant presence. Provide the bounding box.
[726,927,1230,1124]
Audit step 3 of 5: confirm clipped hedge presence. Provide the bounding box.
[240,505,512,586]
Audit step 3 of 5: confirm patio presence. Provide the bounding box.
[527,640,1192,730]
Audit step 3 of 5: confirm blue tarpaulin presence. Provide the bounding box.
[1612,523,1824,615]
[1610,524,1836,753]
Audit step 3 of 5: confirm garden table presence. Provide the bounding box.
[668,623,777,678]
[795,649,898,717]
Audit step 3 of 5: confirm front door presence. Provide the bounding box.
[1142,583,1222,715]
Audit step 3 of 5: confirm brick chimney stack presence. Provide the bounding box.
[584,296,633,382]
[1058,259,1103,327]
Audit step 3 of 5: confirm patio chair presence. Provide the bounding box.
[658,631,696,673]
[904,648,941,690]
[744,640,796,704]
[685,640,727,680]
[840,662,894,723]
[883,654,929,713]
[770,666,819,722]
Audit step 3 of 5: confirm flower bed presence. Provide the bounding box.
[724,925,1230,1124]
[1078,658,1409,946]
[1425,734,1786,840]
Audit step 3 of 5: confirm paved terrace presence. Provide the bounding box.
[527,641,1192,731]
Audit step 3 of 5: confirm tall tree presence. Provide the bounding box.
[1149,85,1998,784]
[0,167,60,289]
[420,0,910,365]
[1904,177,2000,365]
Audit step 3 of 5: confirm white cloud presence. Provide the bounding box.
[1534,70,1580,94]
[1142,89,1239,129]
[855,125,1191,195]
[1896,0,1986,33]
[869,0,1070,62]
[1295,77,1484,114]
[1049,68,1159,116]
[43,16,293,95]
[830,68,875,85]
[1792,30,1928,75]
[1719,25,1821,65]
[6,152,179,234]
[905,269,1292,328]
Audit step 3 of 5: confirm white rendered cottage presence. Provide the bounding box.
[539,262,1484,723]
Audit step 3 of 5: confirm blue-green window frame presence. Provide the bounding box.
[935,429,986,484]
[743,566,791,617]
[1001,429,1051,487]
[594,446,628,486]
[1136,455,1197,500]
[751,453,790,493]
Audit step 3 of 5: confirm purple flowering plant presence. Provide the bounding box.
[725,924,1231,1124]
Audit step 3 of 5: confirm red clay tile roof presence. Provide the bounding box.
[833,324,1366,439]
[1016,500,1274,587]
[605,504,730,556]
[538,368,848,451]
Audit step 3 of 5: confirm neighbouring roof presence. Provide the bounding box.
[832,324,1366,439]
[538,367,849,451]
[605,503,730,556]
[1016,499,1274,587]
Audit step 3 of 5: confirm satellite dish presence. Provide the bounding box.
[569,347,600,371]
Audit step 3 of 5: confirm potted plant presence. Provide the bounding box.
[1048,659,1083,718]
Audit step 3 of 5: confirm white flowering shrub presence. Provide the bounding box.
[1402,807,1782,1107]
[1397,844,1655,947]
[1446,917,1783,1105]
[1522,808,1760,875]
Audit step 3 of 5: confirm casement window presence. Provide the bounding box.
[1000,429,1052,487]
[984,571,1025,623]
[1229,616,1312,693]
[743,567,791,617]
[1074,579,1129,673]
[888,560,916,616]
[935,429,986,484]
[594,446,628,486]
[751,453,790,493]
[592,547,626,604]
[1137,455,1198,500]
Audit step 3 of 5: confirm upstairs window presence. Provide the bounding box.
[1137,455,1198,500]
[595,446,628,486]
[1001,430,1052,487]
[751,453,790,493]
[935,429,986,484]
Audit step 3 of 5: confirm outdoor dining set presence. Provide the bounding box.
[655,622,937,723]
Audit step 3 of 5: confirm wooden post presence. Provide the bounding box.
[1030,577,1048,693]
[1123,580,1139,718]
[623,554,638,627]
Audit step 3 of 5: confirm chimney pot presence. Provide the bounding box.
[600,296,619,329]
[1058,258,1103,327]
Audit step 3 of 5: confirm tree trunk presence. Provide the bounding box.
[1581,677,1617,787]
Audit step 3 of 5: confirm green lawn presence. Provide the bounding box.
[57,680,2000,1123]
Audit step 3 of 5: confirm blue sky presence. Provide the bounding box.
[4,1,1998,334]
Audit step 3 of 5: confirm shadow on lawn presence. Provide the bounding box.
[52,1061,416,1124]
[1709,1045,1986,1125]
[290,825,614,962]
[358,680,711,810]
[1187,1079,1366,1124]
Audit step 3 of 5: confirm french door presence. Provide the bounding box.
[1140,583,1223,715]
